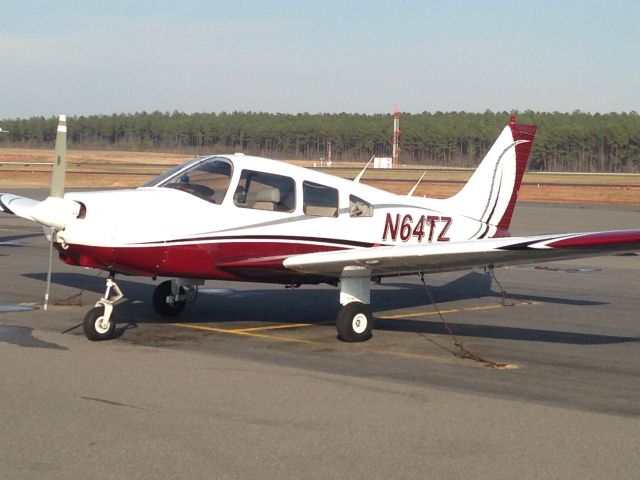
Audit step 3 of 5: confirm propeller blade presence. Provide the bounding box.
[51,115,67,198]
[43,115,67,309]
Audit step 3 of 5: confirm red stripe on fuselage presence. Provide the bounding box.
[57,240,345,282]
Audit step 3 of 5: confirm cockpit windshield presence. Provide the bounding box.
[144,156,233,204]
[142,158,201,188]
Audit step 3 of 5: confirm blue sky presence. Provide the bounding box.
[1,0,638,117]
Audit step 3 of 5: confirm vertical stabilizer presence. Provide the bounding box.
[442,116,536,235]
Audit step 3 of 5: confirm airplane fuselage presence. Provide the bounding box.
[56,154,499,283]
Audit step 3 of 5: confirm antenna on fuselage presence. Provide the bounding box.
[354,155,375,184]
[407,171,427,197]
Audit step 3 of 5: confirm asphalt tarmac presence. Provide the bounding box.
[1,190,640,479]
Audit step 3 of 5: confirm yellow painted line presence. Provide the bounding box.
[463,304,504,312]
[380,308,462,319]
[169,305,529,369]
[232,323,312,332]
[170,322,477,365]
[379,306,483,319]
[170,322,319,345]
[173,321,517,367]
[378,300,538,320]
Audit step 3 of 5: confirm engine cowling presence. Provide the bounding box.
[29,196,84,230]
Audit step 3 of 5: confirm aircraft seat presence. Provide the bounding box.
[249,187,281,211]
[304,205,338,217]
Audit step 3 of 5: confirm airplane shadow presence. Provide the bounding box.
[0,232,43,245]
[373,319,638,345]
[378,272,607,308]
[24,271,634,346]
[25,270,607,308]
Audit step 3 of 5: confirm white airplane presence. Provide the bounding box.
[1,115,639,342]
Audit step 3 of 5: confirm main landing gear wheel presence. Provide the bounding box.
[152,280,186,317]
[83,306,116,341]
[336,302,373,342]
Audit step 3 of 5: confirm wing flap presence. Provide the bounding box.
[283,229,640,278]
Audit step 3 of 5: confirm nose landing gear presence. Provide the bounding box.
[81,276,201,341]
[83,274,123,341]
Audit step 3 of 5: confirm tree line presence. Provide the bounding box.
[1,110,639,172]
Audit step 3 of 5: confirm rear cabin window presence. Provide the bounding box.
[349,195,373,217]
[233,170,296,212]
[303,181,338,217]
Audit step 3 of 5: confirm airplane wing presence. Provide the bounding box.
[283,229,640,278]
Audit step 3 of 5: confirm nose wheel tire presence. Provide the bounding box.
[152,280,187,317]
[336,302,373,342]
[83,306,116,341]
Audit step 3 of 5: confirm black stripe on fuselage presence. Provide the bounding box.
[477,224,491,240]
[133,234,380,248]
[497,237,557,250]
[484,180,502,226]
[475,181,502,240]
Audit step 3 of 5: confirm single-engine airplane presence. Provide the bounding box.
[1,115,639,342]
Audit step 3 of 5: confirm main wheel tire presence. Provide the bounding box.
[83,306,116,341]
[336,302,373,342]
[152,280,186,317]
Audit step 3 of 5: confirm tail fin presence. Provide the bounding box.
[444,116,536,234]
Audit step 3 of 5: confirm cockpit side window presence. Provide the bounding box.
[158,157,233,204]
[234,170,296,212]
[349,195,373,217]
[303,181,338,217]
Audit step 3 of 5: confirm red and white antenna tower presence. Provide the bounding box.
[392,105,401,167]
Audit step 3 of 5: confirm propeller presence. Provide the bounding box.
[43,115,67,310]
